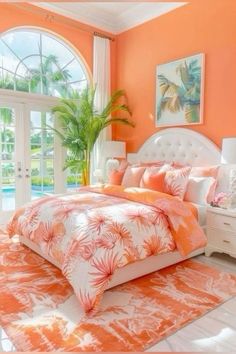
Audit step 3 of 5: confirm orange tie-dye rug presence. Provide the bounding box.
[1,233,236,352]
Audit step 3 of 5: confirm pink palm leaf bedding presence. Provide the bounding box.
[7,185,207,313]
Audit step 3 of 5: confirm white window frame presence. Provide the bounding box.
[0,27,91,98]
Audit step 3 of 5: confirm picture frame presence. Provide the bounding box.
[156,53,205,127]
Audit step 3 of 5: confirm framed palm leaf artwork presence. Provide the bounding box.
[156,53,204,127]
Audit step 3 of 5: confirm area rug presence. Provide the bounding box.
[1,233,236,352]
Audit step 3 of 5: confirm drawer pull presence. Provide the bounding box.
[223,222,231,226]
[223,240,230,244]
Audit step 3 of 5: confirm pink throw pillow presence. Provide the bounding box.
[170,162,189,169]
[190,165,219,178]
[164,166,191,200]
[119,159,129,172]
[121,166,146,187]
[207,179,218,203]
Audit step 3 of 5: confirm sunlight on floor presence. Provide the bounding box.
[193,327,235,348]
[0,328,15,352]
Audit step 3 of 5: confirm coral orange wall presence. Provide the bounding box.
[0,3,116,91]
[1,1,236,153]
[114,0,236,152]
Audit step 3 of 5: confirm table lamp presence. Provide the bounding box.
[221,137,236,207]
[102,141,126,180]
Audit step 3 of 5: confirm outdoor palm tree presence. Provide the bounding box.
[0,107,14,149]
[26,54,73,178]
[0,73,14,91]
[0,54,75,187]
[51,87,134,185]
[157,58,201,123]
[0,108,14,181]
[29,54,72,97]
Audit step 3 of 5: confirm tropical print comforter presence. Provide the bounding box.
[7,184,207,313]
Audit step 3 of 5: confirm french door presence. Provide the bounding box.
[0,94,65,224]
[0,102,24,223]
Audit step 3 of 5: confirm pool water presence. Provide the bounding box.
[1,188,48,211]
[1,185,79,211]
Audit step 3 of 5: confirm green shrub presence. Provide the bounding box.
[31,168,40,176]
[31,176,54,186]
[31,175,81,186]
[67,175,82,185]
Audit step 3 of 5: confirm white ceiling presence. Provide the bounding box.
[35,2,187,34]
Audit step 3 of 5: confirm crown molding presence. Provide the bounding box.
[33,2,187,35]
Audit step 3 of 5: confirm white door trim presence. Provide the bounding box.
[0,102,25,223]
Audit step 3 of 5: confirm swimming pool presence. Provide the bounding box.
[2,188,47,195]
[1,188,49,211]
[1,185,78,211]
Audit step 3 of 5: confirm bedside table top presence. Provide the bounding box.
[207,205,236,217]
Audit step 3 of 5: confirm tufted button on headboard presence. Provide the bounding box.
[128,128,221,166]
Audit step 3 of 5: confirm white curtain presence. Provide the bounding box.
[90,35,111,184]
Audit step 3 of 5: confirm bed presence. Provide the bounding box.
[8,127,221,312]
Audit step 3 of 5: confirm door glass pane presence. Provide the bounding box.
[0,108,16,211]
[67,167,81,191]
[30,111,54,199]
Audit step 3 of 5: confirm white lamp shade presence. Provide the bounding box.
[102,141,126,158]
[221,137,236,164]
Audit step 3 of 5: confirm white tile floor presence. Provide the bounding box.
[1,253,236,352]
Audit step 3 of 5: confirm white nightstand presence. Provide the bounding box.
[205,206,236,259]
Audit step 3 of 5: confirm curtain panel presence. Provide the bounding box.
[90,36,111,183]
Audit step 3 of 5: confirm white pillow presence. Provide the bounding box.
[121,166,146,187]
[184,176,216,205]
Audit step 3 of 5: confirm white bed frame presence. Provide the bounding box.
[20,128,221,290]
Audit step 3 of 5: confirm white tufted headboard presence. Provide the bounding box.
[127,128,221,167]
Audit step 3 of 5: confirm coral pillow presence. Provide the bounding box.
[140,164,171,192]
[121,166,146,187]
[164,166,191,200]
[190,165,219,178]
[184,176,217,205]
[119,159,129,172]
[108,170,125,185]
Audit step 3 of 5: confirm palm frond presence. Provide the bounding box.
[46,124,65,141]
[57,99,78,115]
[184,104,200,123]
[50,86,134,181]
[64,158,86,172]
[101,89,127,118]
[176,62,190,89]
[100,104,131,119]
[104,118,135,128]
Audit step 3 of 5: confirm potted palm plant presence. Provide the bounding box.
[51,87,134,185]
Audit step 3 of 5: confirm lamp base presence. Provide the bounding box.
[229,168,236,208]
[105,158,119,180]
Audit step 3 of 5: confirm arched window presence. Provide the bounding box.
[0,28,89,97]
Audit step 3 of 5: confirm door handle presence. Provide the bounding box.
[17,161,22,172]
[25,168,31,178]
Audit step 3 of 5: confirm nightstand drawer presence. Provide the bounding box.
[207,228,236,250]
[207,212,236,232]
